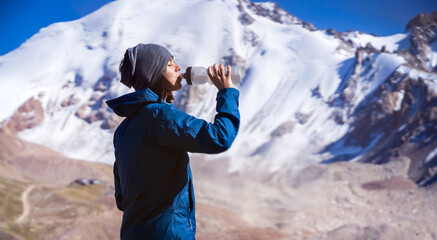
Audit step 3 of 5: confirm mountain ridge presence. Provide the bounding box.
[0,1,436,185]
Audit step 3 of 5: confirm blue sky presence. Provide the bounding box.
[267,0,437,35]
[0,0,436,56]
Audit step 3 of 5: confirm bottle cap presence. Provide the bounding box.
[183,67,193,85]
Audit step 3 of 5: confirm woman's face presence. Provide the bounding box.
[163,58,182,91]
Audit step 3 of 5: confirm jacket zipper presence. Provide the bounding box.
[188,219,193,230]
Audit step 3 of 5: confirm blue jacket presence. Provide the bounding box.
[106,87,240,239]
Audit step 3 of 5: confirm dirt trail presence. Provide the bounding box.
[15,184,37,224]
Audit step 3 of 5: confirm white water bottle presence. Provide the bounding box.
[182,66,243,85]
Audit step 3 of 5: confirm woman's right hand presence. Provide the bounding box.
[208,64,234,91]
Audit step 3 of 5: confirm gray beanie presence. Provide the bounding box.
[121,43,173,91]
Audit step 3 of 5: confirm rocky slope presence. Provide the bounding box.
[1,134,437,239]
[0,133,120,240]
[323,12,437,187]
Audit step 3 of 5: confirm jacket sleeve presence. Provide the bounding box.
[113,160,124,211]
[155,88,240,154]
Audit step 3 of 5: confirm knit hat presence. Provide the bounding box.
[120,43,173,91]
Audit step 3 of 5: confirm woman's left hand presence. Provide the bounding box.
[208,64,234,91]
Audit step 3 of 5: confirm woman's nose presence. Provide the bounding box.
[175,65,181,72]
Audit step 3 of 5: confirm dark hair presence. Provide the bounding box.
[151,74,175,103]
[119,51,133,88]
[119,51,174,103]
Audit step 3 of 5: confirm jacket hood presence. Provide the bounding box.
[106,88,161,118]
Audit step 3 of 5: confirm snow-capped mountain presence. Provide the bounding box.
[0,0,436,184]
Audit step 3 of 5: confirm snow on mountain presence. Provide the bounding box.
[0,0,436,182]
[342,31,410,52]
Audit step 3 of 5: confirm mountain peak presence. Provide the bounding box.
[242,0,317,30]
[404,11,437,72]
[406,11,437,35]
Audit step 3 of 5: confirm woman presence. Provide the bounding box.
[106,43,240,240]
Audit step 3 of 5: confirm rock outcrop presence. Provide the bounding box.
[0,97,44,135]
[406,11,437,72]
